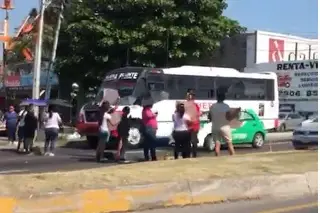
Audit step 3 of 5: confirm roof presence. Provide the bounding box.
[162,66,277,79]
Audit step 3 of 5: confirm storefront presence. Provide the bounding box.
[1,62,59,108]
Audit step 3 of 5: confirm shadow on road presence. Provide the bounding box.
[61,140,91,150]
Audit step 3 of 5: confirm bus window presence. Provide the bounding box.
[166,75,196,99]
[215,77,273,101]
[197,77,215,99]
[266,79,275,100]
[166,76,179,98]
[146,72,168,102]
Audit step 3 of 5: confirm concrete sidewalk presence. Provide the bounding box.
[0,171,317,213]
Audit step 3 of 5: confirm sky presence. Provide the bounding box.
[3,0,319,38]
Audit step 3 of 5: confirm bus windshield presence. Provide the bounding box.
[95,69,142,104]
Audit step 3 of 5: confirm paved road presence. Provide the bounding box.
[135,195,318,213]
[0,140,296,175]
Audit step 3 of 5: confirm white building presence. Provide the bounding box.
[246,31,318,67]
[211,30,318,70]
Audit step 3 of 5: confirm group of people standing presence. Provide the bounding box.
[170,89,239,157]
[96,89,202,162]
[3,104,63,156]
[96,87,239,163]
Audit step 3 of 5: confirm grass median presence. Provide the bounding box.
[0,150,317,196]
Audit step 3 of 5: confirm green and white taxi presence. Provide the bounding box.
[198,109,266,151]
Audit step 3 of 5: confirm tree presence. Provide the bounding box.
[56,0,246,90]
[7,0,65,64]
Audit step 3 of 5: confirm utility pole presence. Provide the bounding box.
[44,0,64,100]
[32,0,46,117]
[1,0,14,108]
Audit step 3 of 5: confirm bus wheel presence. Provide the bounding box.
[87,136,98,149]
[252,132,264,148]
[204,134,215,152]
[127,122,143,149]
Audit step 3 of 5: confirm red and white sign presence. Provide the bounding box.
[5,75,20,87]
[269,38,284,62]
[246,31,318,67]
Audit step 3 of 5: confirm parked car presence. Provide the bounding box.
[198,109,267,151]
[300,114,318,126]
[278,113,305,132]
[292,118,318,150]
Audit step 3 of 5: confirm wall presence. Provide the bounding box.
[209,34,249,70]
[210,31,318,71]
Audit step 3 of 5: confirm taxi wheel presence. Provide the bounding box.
[204,134,215,152]
[252,132,264,148]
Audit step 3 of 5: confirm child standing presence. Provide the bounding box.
[116,106,131,163]
[172,102,192,159]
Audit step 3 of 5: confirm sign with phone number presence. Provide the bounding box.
[279,90,318,97]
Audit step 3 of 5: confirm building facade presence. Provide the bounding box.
[211,30,318,70]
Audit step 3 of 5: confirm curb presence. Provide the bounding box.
[0,171,317,213]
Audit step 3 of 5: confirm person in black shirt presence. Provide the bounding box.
[23,104,38,154]
[116,106,130,162]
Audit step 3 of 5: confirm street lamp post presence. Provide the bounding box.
[32,0,47,117]
[70,82,79,125]
[44,0,64,100]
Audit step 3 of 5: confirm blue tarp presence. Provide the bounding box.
[20,99,47,106]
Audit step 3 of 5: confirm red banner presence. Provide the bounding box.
[269,38,284,62]
[5,75,20,87]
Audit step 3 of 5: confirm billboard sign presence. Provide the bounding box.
[247,31,318,67]
[20,72,58,87]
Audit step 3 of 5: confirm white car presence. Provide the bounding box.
[292,118,318,150]
[300,115,318,125]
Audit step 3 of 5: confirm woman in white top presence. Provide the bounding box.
[43,105,62,156]
[96,101,117,162]
[172,102,192,159]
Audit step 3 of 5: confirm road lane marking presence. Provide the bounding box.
[0,169,29,174]
[258,202,318,213]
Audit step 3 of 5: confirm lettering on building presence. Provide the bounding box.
[276,61,318,70]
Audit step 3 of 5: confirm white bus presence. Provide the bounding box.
[78,66,279,149]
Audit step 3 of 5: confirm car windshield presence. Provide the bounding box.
[279,114,287,119]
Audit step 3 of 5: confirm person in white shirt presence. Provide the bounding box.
[43,105,62,156]
[209,91,240,156]
[172,102,192,159]
[96,101,117,162]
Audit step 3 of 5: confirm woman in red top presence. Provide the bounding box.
[142,103,158,161]
[186,89,201,158]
